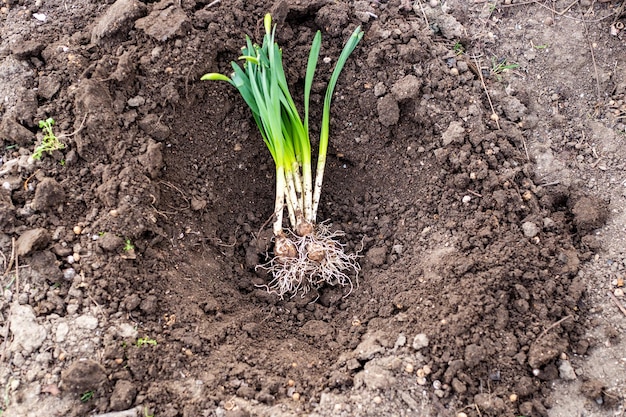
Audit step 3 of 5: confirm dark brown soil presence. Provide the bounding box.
[2,0,625,416]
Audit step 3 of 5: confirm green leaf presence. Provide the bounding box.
[304,31,321,138]
[201,73,232,82]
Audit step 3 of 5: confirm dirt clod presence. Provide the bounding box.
[61,360,107,393]
[31,178,65,211]
[16,228,50,256]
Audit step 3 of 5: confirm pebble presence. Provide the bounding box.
[63,268,76,280]
[412,333,429,350]
[417,376,427,385]
[56,322,69,343]
[9,304,48,355]
[615,288,624,297]
[522,221,540,238]
[373,395,382,404]
[73,226,82,235]
[405,363,414,373]
[128,96,146,107]
[75,314,99,330]
[558,360,577,380]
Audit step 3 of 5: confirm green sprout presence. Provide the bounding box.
[144,407,155,417]
[202,14,362,298]
[534,44,548,50]
[123,238,134,252]
[33,118,65,160]
[453,41,464,55]
[80,390,94,402]
[491,57,520,75]
[136,337,157,347]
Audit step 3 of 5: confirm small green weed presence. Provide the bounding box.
[144,407,155,417]
[136,337,157,347]
[80,390,94,402]
[453,41,465,55]
[533,44,548,50]
[33,118,65,160]
[491,57,519,74]
[123,238,134,252]
[490,57,519,80]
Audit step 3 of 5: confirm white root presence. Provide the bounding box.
[311,153,327,223]
[273,166,287,236]
[257,223,360,299]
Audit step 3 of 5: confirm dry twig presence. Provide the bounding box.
[608,291,626,317]
[472,55,501,130]
[537,314,573,341]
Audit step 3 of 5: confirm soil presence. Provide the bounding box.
[1,0,626,416]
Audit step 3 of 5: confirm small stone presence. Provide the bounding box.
[75,314,99,330]
[127,96,145,107]
[373,395,382,404]
[509,393,518,402]
[373,82,387,97]
[56,322,70,343]
[522,221,539,238]
[405,363,414,373]
[412,333,429,350]
[416,376,427,385]
[9,304,47,355]
[558,360,577,380]
[614,288,624,297]
[63,268,76,281]
[292,392,300,401]
[16,228,50,256]
[116,323,138,339]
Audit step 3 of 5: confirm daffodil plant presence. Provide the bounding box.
[202,14,362,298]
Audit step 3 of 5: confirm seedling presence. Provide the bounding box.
[123,238,134,252]
[491,57,519,76]
[533,44,548,50]
[453,41,464,55]
[202,14,362,298]
[33,118,65,160]
[135,337,157,347]
[80,390,94,402]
